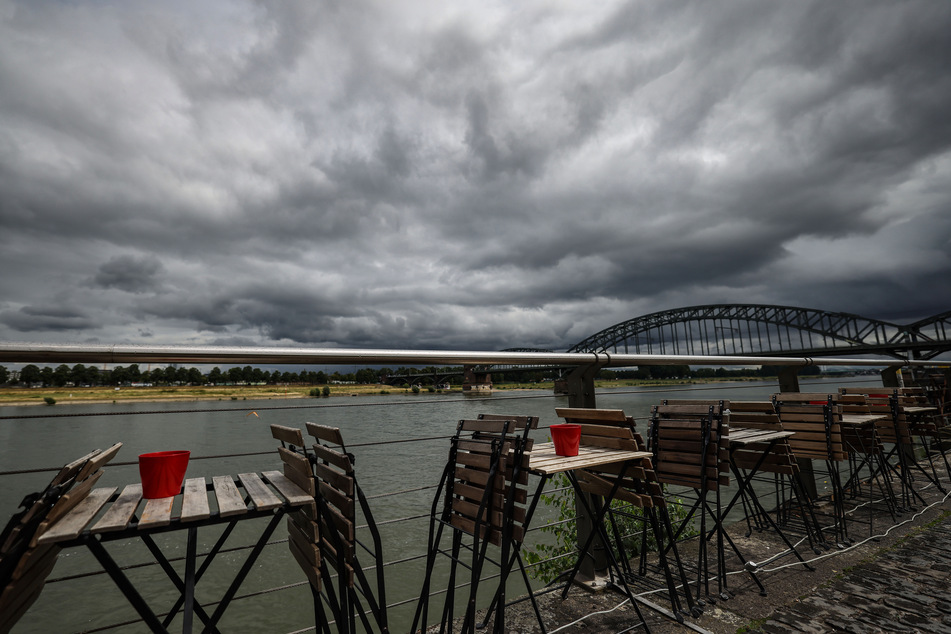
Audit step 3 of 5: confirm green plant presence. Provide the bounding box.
[322,386,331,397]
[523,477,696,584]
[43,396,56,406]
[411,385,421,394]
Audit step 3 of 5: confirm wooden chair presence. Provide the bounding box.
[0,443,122,634]
[647,402,758,601]
[771,393,854,547]
[899,387,951,482]
[825,393,900,532]
[411,414,538,634]
[306,422,389,634]
[838,387,931,507]
[555,407,698,620]
[666,400,824,555]
[270,424,333,634]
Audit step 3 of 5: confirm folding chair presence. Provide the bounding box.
[829,393,899,532]
[306,422,389,634]
[666,400,824,556]
[647,403,762,602]
[555,407,698,621]
[270,424,334,634]
[771,393,853,547]
[838,388,930,507]
[0,443,122,634]
[411,414,538,634]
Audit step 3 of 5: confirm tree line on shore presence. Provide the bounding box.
[0,362,822,389]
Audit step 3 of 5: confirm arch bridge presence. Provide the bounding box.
[566,305,951,361]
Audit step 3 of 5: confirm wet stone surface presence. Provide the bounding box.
[750,512,951,634]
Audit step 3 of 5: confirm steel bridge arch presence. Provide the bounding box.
[566,304,951,360]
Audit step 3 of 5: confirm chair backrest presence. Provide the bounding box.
[838,387,910,445]
[772,393,846,461]
[442,416,535,547]
[0,443,122,634]
[555,408,660,508]
[306,422,362,588]
[648,402,729,491]
[667,400,801,476]
[270,425,321,591]
[554,407,643,450]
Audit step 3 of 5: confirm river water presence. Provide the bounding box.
[1,377,877,633]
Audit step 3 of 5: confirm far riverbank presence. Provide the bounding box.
[0,377,786,407]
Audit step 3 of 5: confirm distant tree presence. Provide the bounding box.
[355,368,378,384]
[0,365,9,384]
[69,364,87,386]
[86,366,101,386]
[110,366,128,385]
[208,367,223,385]
[52,364,71,387]
[40,366,54,387]
[19,365,41,385]
[316,371,328,385]
[127,364,142,383]
[227,367,243,384]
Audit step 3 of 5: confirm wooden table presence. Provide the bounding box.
[527,442,653,592]
[39,472,312,633]
[719,428,813,590]
[527,441,652,475]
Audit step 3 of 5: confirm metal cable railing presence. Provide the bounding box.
[0,363,928,633]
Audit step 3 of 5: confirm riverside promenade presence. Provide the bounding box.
[492,472,951,633]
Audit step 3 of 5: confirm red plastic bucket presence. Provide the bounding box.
[550,424,581,457]
[138,450,190,499]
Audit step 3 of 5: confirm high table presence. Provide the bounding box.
[37,471,312,633]
[526,442,656,621]
[718,428,814,595]
[839,412,897,537]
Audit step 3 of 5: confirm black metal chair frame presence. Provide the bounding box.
[411,415,540,634]
[305,422,389,634]
[648,403,765,602]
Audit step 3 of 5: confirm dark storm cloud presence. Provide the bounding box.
[91,255,164,293]
[0,306,95,333]
[0,0,949,352]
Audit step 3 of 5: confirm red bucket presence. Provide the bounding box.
[139,451,190,499]
[550,424,581,457]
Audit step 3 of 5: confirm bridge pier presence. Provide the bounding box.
[462,366,492,392]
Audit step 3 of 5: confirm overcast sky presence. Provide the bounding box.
[1,0,949,353]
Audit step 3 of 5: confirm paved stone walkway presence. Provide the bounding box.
[752,518,951,633]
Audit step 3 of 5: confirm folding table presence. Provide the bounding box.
[37,471,312,633]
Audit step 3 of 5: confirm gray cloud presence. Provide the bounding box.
[0,0,949,352]
[91,254,164,293]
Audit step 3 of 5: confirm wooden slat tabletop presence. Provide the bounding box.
[91,484,143,532]
[728,429,795,446]
[181,478,210,522]
[262,470,314,506]
[239,473,282,511]
[841,413,888,426]
[139,496,175,529]
[38,472,313,543]
[213,476,248,517]
[528,441,651,476]
[37,487,116,544]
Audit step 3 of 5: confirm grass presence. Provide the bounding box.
[0,376,763,406]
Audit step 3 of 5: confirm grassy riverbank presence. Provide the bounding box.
[0,377,772,407]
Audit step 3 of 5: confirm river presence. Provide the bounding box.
[0,377,878,632]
